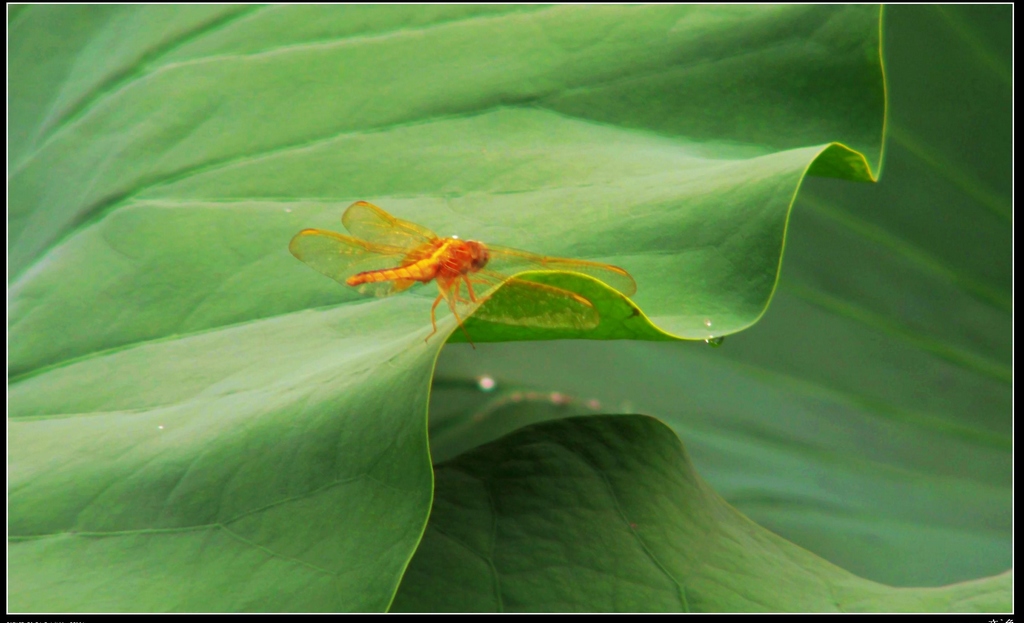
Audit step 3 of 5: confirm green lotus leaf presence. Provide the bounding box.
[420,3,1011,602]
[392,415,1011,612]
[10,5,971,613]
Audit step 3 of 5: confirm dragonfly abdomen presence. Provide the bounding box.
[347,258,438,286]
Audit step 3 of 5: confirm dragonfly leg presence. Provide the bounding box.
[425,293,443,343]
[451,278,467,304]
[464,276,478,303]
[427,284,475,348]
[447,299,476,349]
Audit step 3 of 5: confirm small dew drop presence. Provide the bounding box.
[550,392,567,405]
[451,234,460,239]
[477,375,497,392]
[158,425,165,430]
[586,399,601,410]
[704,318,713,328]
[705,336,725,347]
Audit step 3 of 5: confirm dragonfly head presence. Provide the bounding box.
[466,240,490,270]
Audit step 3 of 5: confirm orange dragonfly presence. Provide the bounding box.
[289,201,636,343]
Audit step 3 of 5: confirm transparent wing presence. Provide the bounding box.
[484,244,637,297]
[289,228,418,297]
[446,270,600,330]
[341,201,438,249]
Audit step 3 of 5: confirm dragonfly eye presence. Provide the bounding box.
[468,241,489,269]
